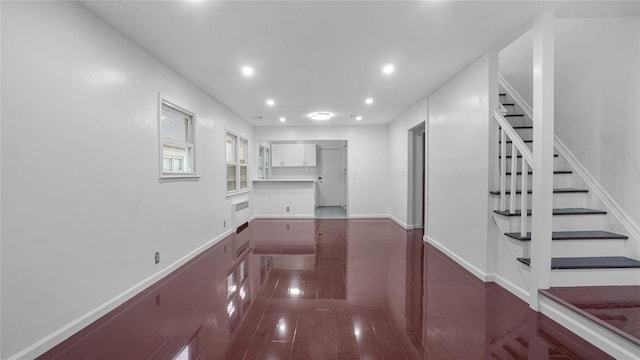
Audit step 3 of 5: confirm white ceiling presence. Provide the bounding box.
[79,1,640,126]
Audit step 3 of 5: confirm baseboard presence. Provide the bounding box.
[539,295,640,359]
[348,214,391,219]
[389,215,413,229]
[425,235,488,281]
[485,273,530,303]
[10,229,233,360]
[251,214,315,219]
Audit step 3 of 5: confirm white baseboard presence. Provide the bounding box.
[485,273,530,303]
[540,295,640,360]
[348,214,390,219]
[251,214,315,219]
[425,235,488,281]
[389,215,413,229]
[10,229,233,360]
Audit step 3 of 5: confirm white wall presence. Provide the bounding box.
[425,54,496,276]
[388,98,428,227]
[1,2,253,358]
[500,17,640,229]
[254,125,390,217]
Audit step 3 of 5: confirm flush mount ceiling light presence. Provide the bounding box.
[241,66,255,77]
[279,117,286,122]
[350,114,363,121]
[365,98,374,105]
[266,99,275,106]
[382,64,395,75]
[308,112,334,121]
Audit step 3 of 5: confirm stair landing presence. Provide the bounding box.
[540,286,640,347]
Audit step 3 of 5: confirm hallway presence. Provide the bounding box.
[39,219,609,359]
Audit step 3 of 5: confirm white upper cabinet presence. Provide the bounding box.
[271,143,316,167]
[303,144,316,167]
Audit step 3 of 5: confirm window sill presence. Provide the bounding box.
[226,189,251,198]
[159,174,201,182]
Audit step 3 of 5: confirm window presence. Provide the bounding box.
[226,133,237,192]
[226,132,249,193]
[159,98,196,178]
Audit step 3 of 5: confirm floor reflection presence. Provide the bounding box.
[39,219,611,359]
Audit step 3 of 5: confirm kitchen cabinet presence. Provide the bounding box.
[271,143,316,167]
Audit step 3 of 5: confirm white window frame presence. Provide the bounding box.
[158,95,199,180]
[226,130,249,195]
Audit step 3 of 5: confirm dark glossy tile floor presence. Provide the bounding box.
[39,219,612,359]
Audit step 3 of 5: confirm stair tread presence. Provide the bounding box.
[499,126,533,130]
[499,140,533,144]
[499,154,558,159]
[505,170,572,175]
[489,187,588,195]
[517,256,640,269]
[505,230,628,241]
[494,208,607,217]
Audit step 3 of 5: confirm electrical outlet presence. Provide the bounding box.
[286,206,290,212]
[155,251,160,264]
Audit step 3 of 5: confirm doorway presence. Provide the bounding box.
[316,141,347,218]
[408,123,425,228]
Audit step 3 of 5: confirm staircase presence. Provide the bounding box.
[492,90,640,282]
[490,85,640,358]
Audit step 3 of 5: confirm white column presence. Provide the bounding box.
[530,12,555,310]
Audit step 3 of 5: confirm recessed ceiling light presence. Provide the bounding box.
[382,64,395,75]
[308,112,334,121]
[266,99,275,106]
[279,117,286,122]
[356,116,363,121]
[241,66,255,77]
[365,98,374,105]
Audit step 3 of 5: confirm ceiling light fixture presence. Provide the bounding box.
[266,99,275,106]
[279,117,286,122]
[308,112,333,121]
[356,116,363,121]
[365,98,374,105]
[382,64,395,75]
[350,114,363,121]
[241,66,255,77]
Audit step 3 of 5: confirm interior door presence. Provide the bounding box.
[317,149,342,206]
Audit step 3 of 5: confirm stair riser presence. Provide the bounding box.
[550,268,640,287]
[501,160,560,172]
[501,174,573,190]
[500,214,605,232]
[504,116,532,128]
[501,142,533,155]
[491,193,588,208]
[517,239,626,258]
